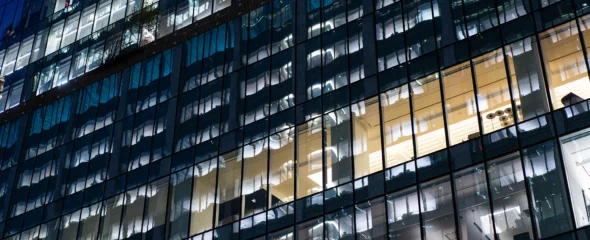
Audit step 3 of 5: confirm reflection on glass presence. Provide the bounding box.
[169,167,192,240]
[58,210,81,240]
[386,187,420,240]
[79,203,101,240]
[539,20,590,109]
[297,118,323,199]
[453,165,494,240]
[411,74,447,157]
[120,185,146,239]
[325,207,354,239]
[375,2,406,71]
[216,149,242,227]
[296,217,323,239]
[324,107,352,188]
[560,128,590,227]
[352,96,383,178]
[355,197,387,239]
[420,176,456,240]
[269,227,294,240]
[269,128,295,207]
[442,62,479,145]
[505,36,550,122]
[381,85,414,167]
[487,153,533,240]
[142,177,169,239]
[473,49,514,133]
[191,160,217,235]
[242,139,269,217]
[522,140,573,238]
[99,194,125,240]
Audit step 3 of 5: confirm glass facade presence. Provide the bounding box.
[0,0,232,114]
[4,0,590,239]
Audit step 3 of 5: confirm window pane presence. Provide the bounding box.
[325,207,354,239]
[190,160,217,235]
[386,187,420,240]
[351,96,383,178]
[79,203,101,240]
[322,27,348,93]
[411,74,446,157]
[216,149,242,226]
[487,153,533,240]
[295,217,322,240]
[442,62,479,145]
[540,20,590,109]
[560,128,590,227]
[324,107,352,188]
[296,118,323,199]
[375,2,406,72]
[142,177,169,239]
[355,197,387,240]
[420,176,456,240]
[381,85,414,167]
[99,194,125,240]
[453,165,494,240]
[523,140,573,237]
[168,167,192,240]
[269,128,295,207]
[242,138,269,217]
[505,36,551,122]
[58,210,80,240]
[271,0,294,54]
[473,49,514,133]
[120,185,146,239]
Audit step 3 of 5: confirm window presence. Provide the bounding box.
[120,185,147,239]
[386,188,420,239]
[322,27,348,93]
[168,167,192,239]
[78,203,101,240]
[352,96,383,178]
[411,74,446,157]
[522,140,573,237]
[271,0,294,54]
[381,85,414,167]
[62,13,80,48]
[297,217,323,239]
[473,49,514,133]
[325,207,354,239]
[487,153,534,240]
[420,176,457,240]
[505,36,550,122]
[46,21,65,56]
[453,165,494,240]
[242,139,269,217]
[216,149,242,227]
[111,0,128,23]
[441,62,479,145]
[539,20,590,109]
[375,2,406,71]
[355,197,387,239]
[324,107,352,188]
[16,36,33,70]
[269,128,295,207]
[78,5,96,40]
[143,177,169,239]
[297,118,323,199]
[99,194,125,240]
[94,0,113,32]
[560,128,590,227]
[190,160,217,235]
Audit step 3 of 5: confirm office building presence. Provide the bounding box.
[1,0,590,239]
